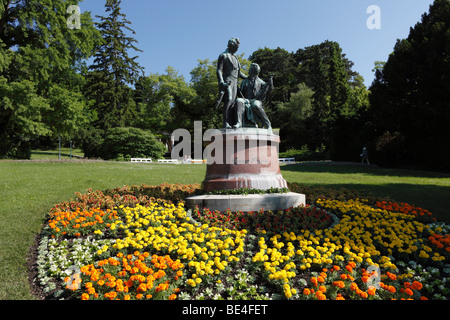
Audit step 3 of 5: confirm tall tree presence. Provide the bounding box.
[134,67,196,133]
[249,47,297,128]
[85,0,144,130]
[294,40,361,154]
[188,59,220,130]
[0,0,100,158]
[369,0,450,169]
[277,83,315,151]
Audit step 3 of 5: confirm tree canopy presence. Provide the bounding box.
[369,0,450,169]
[84,0,144,130]
[2,0,449,170]
[0,0,101,158]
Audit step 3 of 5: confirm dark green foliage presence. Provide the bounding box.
[278,145,328,162]
[84,0,144,130]
[249,47,298,128]
[256,41,369,159]
[369,0,450,170]
[0,0,101,158]
[374,131,409,167]
[100,127,166,161]
[202,187,290,196]
[2,0,448,170]
[134,67,196,133]
[77,127,105,159]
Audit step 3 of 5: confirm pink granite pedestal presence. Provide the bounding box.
[186,129,305,213]
[202,129,288,192]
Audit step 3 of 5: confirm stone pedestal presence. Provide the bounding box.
[185,128,306,213]
[201,128,288,192]
[186,192,305,213]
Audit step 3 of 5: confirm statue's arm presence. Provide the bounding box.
[237,59,247,80]
[217,55,225,85]
[256,78,273,101]
[239,70,248,80]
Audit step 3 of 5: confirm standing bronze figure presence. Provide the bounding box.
[216,38,248,129]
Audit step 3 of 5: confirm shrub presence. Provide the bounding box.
[78,127,105,159]
[101,127,166,161]
[375,131,408,167]
[279,145,327,162]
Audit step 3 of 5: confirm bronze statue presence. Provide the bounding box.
[216,39,273,130]
[237,63,273,130]
[216,38,248,129]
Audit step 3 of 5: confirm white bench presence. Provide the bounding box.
[279,158,295,163]
[157,159,179,164]
[131,158,152,163]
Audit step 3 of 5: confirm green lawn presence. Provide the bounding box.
[281,162,450,223]
[30,147,85,160]
[0,160,449,300]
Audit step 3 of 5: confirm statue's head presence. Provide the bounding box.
[227,38,240,53]
[249,63,261,76]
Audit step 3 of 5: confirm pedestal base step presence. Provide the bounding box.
[185,192,306,213]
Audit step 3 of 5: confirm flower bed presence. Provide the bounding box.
[32,183,450,300]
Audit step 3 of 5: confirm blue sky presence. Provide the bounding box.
[79,0,435,87]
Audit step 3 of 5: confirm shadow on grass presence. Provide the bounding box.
[281,162,450,178]
[31,150,84,159]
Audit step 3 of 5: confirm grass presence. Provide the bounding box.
[30,147,85,160]
[281,162,450,223]
[0,161,205,300]
[0,158,449,300]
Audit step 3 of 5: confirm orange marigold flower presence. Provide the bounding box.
[316,292,326,300]
[81,293,89,300]
[368,287,376,296]
[412,281,423,290]
[137,283,147,292]
[359,291,368,299]
[333,281,345,289]
[303,288,311,296]
[387,272,397,281]
[350,282,359,291]
[105,291,117,300]
[405,288,414,296]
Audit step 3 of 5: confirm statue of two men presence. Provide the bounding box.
[216,38,272,130]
